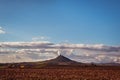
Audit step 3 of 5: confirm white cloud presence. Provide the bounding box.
[0,27,6,34]
[0,41,53,48]
[0,41,120,63]
[0,42,120,52]
[32,36,50,41]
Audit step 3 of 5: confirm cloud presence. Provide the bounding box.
[0,27,6,34]
[0,41,53,49]
[1,42,120,52]
[0,41,120,63]
[32,36,50,41]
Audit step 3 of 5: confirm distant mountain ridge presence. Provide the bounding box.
[0,55,120,68]
[43,55,84,66]
[49,55,72,62]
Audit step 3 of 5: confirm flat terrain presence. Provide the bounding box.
[0,66,120,80]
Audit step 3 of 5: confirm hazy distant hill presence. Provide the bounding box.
[43,55,85,65]
[0,55,120,69]
[0,55,87,68]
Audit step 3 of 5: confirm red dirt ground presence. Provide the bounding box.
[0,66,120,80]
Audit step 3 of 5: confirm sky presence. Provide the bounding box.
[0,0,120,45]
[0,0,120,63]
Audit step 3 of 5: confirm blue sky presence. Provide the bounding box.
[0,0,120,45]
